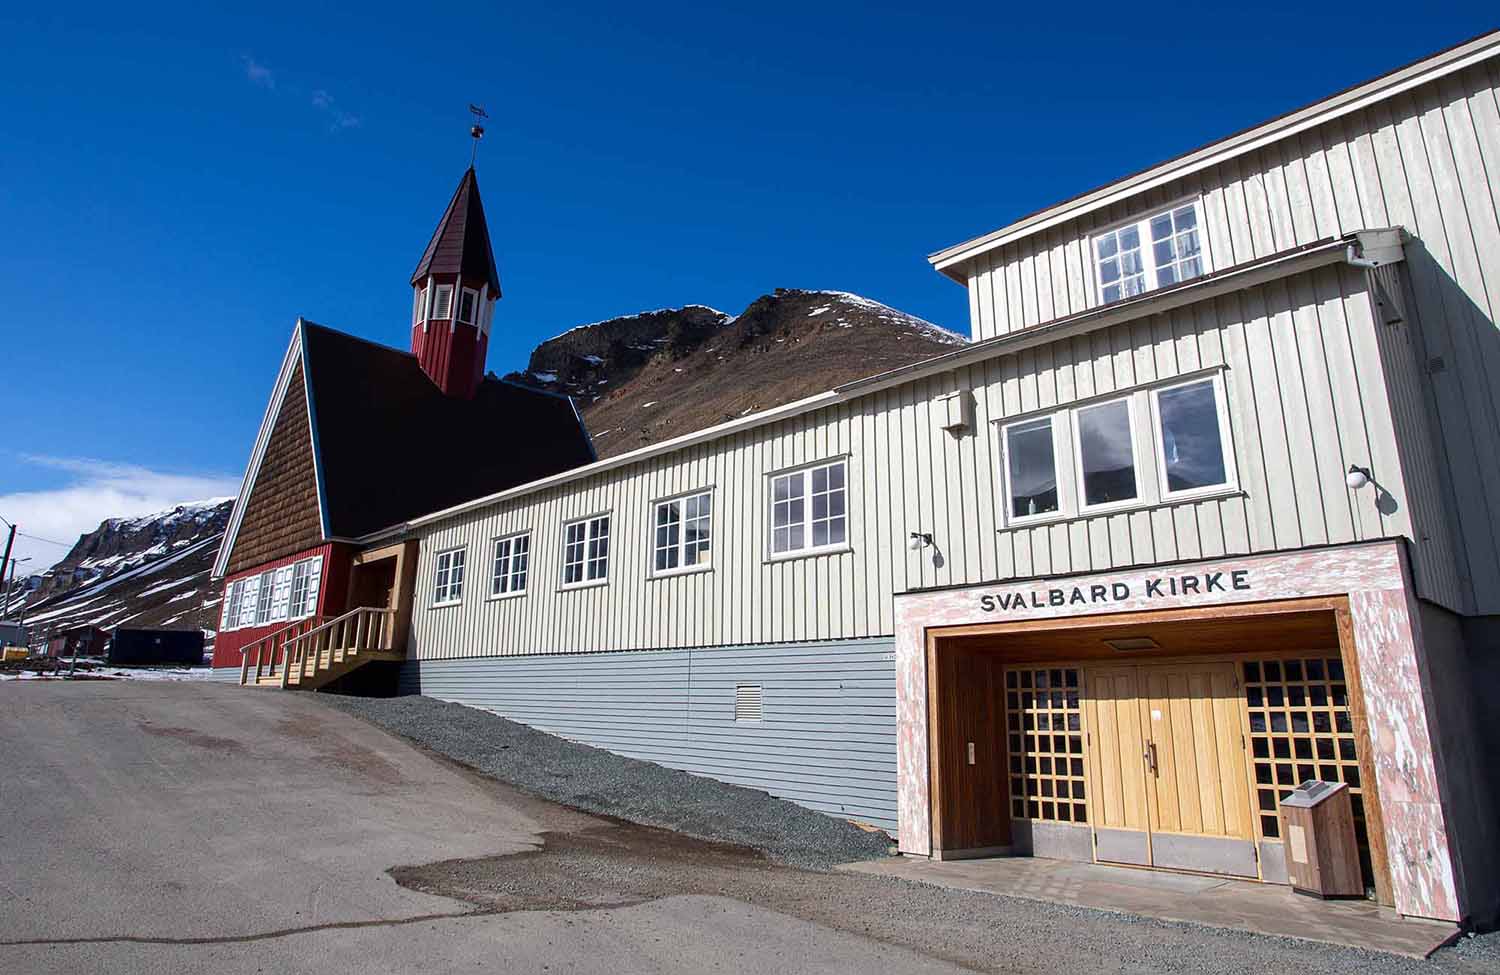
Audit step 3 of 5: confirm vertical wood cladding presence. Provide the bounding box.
[225,361,323,575]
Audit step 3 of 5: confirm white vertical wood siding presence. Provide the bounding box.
[960,63,1500,610]
[412,259,1449,660]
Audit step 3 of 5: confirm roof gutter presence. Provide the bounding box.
[360,230,1400,542]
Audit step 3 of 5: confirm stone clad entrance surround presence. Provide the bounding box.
[892,539,1461,922]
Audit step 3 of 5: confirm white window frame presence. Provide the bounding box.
[489,532,531,599]
[767,459,850,560]
[431,284,454,320]
[1090,198,1209,305]
[651,490,713,578]
[999,415,1065,528]
[561,515,611,588]
[1071,395,1142,516]
[431,547,466,607]
[221,579,243,630]
[1148,373,1239,502]
[268,565,294,623]
[289,556,322,621]
[412,288,424,325]
[236,574,261,629]
[458,287,479,325]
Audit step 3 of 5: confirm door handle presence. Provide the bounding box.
[1144,741,1158,776]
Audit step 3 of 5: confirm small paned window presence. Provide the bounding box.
[459,288,478,325]
[654,491,712,573]
[1154,377,1231,496]
[289,557,322,619]
[413,289,424,325]
[432,284,454,320]
[563,516,610,586]
[220,580,242,630]
[269,565,293,622]
[1003,417,1059,521]
[432,548,466,605]
[1094,201,1205,303]
[252,571,274,626]
[236,575,260,628]
[1075,398,1138,509]
[770,461,847,556]
[491,534,530,597]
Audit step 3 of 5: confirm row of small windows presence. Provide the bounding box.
[1000,374,1236,525]
[220,556,323,631]
[412,283,494,331]
[1093,200,1207,304]
[430,462,850,607]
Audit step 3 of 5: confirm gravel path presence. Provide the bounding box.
[316,693,892,869]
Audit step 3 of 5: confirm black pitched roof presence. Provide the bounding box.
[410,167,502,296]
[300,321,593,538]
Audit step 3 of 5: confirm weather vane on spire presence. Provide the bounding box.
[468,104,488,167]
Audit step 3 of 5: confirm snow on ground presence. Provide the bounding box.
[529,371,559,383]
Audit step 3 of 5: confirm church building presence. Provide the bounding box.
[213,34,1500,931]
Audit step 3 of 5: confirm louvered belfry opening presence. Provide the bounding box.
[409,167,502,398]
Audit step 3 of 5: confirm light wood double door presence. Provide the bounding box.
[1086,662,1257,878]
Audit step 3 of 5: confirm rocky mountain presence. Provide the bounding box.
[10,500,232,649]
[506,289,966,458]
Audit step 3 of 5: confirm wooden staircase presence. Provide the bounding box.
[239,606,401,690]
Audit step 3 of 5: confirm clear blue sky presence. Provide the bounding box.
[1,2,1494,569]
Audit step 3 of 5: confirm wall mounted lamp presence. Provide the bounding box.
[908,532,933,551]
[1346,465,1372,490]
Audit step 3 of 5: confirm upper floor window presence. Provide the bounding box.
[432,547,466,606]
[563,515,610,586]
[654,491,712,574]
[432,284,454,320]
[1001,417,1060,522]
[459,288,479,325]
[770,460,847,556]
[413,287,427,325]
[1152,376,1235,499]
[491,533,530,597]
[1093,201,1204,303]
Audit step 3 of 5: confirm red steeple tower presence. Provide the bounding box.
[409,167,502,398]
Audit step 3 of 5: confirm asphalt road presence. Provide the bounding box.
[2,682,1495,975]
[0,682,954,975]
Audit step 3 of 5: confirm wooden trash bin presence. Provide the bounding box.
[1279,780,1363,899]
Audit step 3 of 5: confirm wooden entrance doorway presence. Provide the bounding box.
[925,598,1394,902]
[1085,661,1254,877]
[346,540,420,653]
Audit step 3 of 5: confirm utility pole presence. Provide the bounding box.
[0,520,15,620]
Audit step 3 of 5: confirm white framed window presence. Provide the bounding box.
[458,288,478,325]
[653,491,712,575]
[236,574,261,628]
[253,570,275,625]
[289,557,322,619]
[1093,200,1205,303]
[770,460,847,557]
[269,565,294,622]
[1001,416,1061,524]
[412,288,425,325]
[563,515,610,586]
[1073,397,1140,512]
[432,547,466,606]
[1150,375,1237,500]
[220,579,242,630]
[479,298,494,335]
[432,284,454,320]
[490,533,530,598]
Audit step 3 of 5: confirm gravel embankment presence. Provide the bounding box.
[315,693,893,869]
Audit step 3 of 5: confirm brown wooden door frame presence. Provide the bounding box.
[923,596,1393,903]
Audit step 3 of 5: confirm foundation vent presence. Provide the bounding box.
[734,684,764,721]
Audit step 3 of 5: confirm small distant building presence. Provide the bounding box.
[46,625,110,659]
[0,620,29,651]
[109,629,204,666]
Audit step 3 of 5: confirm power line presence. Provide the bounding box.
[17,531,73,549]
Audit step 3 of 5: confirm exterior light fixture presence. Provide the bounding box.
[1346,465,1371,490]
[908,532,933,551]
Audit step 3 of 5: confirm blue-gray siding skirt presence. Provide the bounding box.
[401,637,899,830]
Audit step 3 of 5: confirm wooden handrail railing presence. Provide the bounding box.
[239,605,395,687]
[239,615,325,686]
